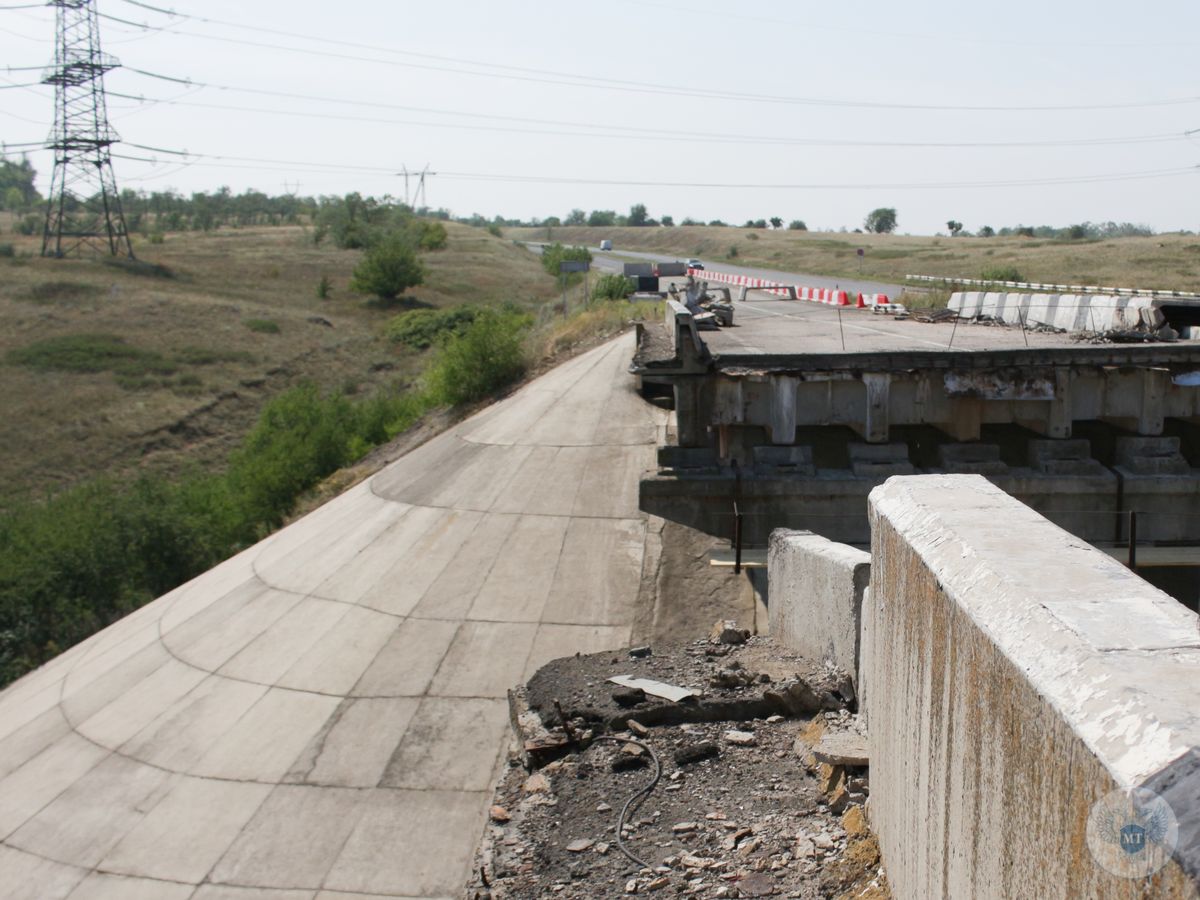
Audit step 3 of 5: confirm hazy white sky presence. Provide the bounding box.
[3,0,1199,234]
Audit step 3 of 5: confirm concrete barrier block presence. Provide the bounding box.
[979,291,1004,319]
[866,474,1200,899]
[767,529,870,689]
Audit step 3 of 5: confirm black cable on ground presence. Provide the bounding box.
[583,735,663,871]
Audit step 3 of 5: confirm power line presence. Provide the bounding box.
[99,145,1200,192]
[107,2,1199,113]
[95,77,1194,151]
[618,0,1191,51]
[433,166,1199,190]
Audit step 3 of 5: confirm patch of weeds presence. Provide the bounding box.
[316,275,332,299]
[244,318,281,334]
[0,244,13,258]
[383,305,478,349]
[102,258,175,279]
[21,281,104,304]
[172,373,204,396]
[979,265,1025,282]
[8,333,177,379]
[174,346,255,366]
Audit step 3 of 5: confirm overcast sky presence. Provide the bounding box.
[3,0,1199,234]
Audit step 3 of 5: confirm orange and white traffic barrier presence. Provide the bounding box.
[856,291,904,313]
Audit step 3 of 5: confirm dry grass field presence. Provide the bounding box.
[0,221,562,507]
[509,225,1200,293]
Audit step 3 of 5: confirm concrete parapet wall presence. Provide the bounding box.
[865,474,1200,899]
[767,530,870,691]
[948,291,1161,333]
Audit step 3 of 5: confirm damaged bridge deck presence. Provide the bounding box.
[634,295,1200,552]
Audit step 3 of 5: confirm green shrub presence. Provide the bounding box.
[7,333,176,378]
[593,273,635,301]
[0,243,13,258]
[728,245,739,258]
[540,242,592,278]
[351,231,425,300]
[426,308,531,406]
[244,318,281,334]
[746,232,759,241]
[979,265,1025,283]
[408,220,448,250]
[316,275,332,299]
[226,384,357,527]
[487,224,503,238]
[384,305,478,349]
[14,215,38,236]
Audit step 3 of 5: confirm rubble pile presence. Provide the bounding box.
[471,628,889,899]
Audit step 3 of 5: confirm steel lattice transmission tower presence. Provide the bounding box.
[41,0,134,258]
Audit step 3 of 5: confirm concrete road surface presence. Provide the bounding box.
[0,335,668,900]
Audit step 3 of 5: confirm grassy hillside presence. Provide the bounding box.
[0,222,562,507]
[508,225,1200,293]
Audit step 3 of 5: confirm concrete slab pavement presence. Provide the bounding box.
[0,334,668,899]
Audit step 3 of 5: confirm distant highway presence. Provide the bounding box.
[594,247,905,298]
[521,241,905,297]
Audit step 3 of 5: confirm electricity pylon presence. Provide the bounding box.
[41,0,134,258]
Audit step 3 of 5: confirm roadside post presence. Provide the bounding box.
[560,259,590,316]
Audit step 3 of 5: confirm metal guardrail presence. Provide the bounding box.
[906,274,1200,301]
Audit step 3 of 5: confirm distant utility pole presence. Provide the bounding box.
[41,0,134,259]
[398,164,436,210]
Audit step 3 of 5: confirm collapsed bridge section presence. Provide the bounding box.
[633,297,1200,580]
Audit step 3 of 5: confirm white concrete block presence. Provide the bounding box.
[867,474,1200,899]
[767,529,870,687]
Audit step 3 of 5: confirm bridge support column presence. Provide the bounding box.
[768,376,798,445]
[861,373,892,444]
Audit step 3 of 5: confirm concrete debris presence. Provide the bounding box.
[626,719,650,737]
[613,686,648,708]
[490,805,512,823]
[608,675,697,703]
[674,741,720,766]
[724,730,758,746]
[813,731,870,766]
[523,772,550,794]
[629,646,653,658]
[611,754,649,773]
[672,821,700,834]
[710,619,751,645]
